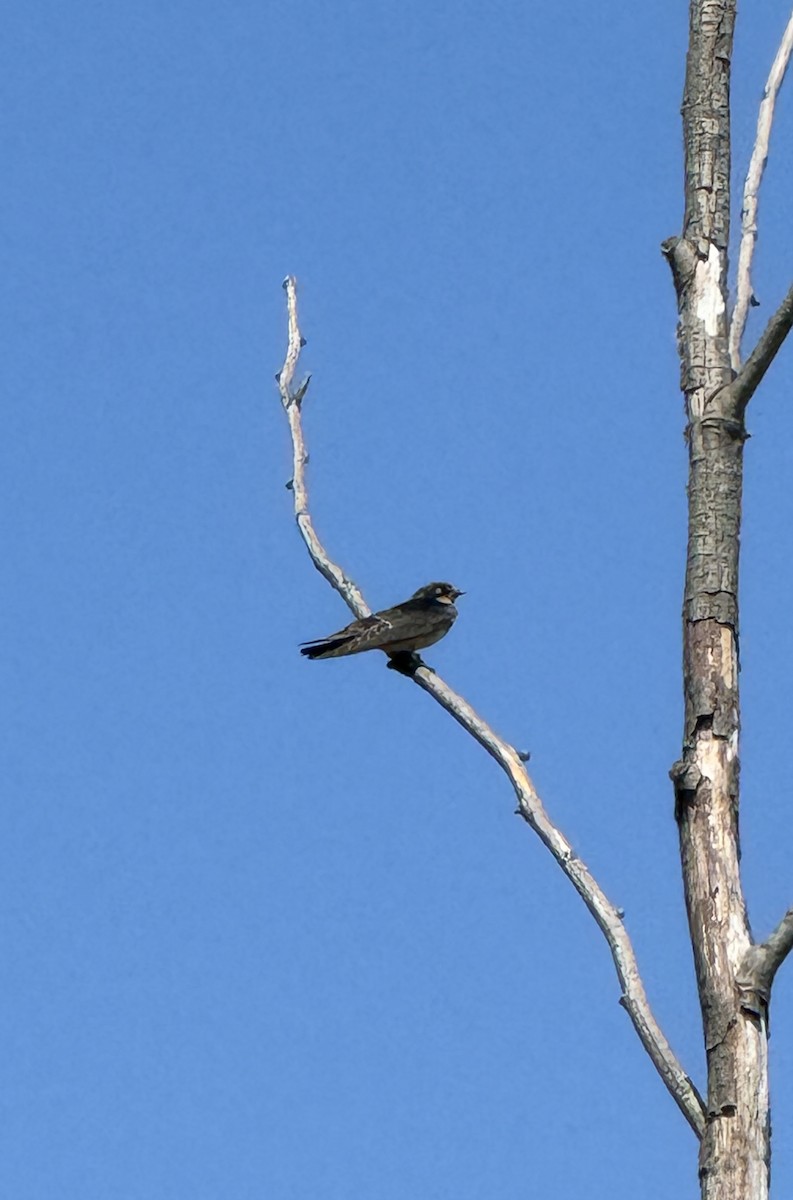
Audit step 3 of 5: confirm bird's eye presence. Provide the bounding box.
[435,586,443,595]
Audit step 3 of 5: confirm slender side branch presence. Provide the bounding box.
[730,12,793,370]
[277,276,706,1139]
[725,282,793,418]
[409,668,706,1137]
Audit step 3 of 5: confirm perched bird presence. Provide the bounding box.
[300,581,464,665]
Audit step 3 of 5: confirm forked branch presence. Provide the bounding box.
[277,276,706,1137]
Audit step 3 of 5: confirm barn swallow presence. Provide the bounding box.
[300,582,464,670]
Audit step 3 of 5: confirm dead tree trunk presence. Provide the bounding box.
[665,4,769,1196]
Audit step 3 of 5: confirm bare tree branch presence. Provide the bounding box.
[758,907,793,984]
[277,277,370,621]
[736,909,793,1019]
[726,281,793,418]
[763,906,793,970]
[729,12,793,371]
[278,276,706,1139]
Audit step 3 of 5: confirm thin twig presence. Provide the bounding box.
[730,12,793,371]
[277,276,706,1139]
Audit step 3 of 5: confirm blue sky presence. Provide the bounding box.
[4,3,793,1197]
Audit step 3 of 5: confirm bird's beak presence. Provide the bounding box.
[454,589,465,599]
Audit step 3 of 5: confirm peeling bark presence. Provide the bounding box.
[667,4,771,1197]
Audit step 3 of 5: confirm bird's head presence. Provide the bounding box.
[412,581,465,605]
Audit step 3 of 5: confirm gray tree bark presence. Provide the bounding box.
[664,4,782,1197]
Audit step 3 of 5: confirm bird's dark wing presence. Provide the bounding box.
[299,614,394,659]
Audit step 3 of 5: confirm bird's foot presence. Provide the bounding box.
[386,651,427,676]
